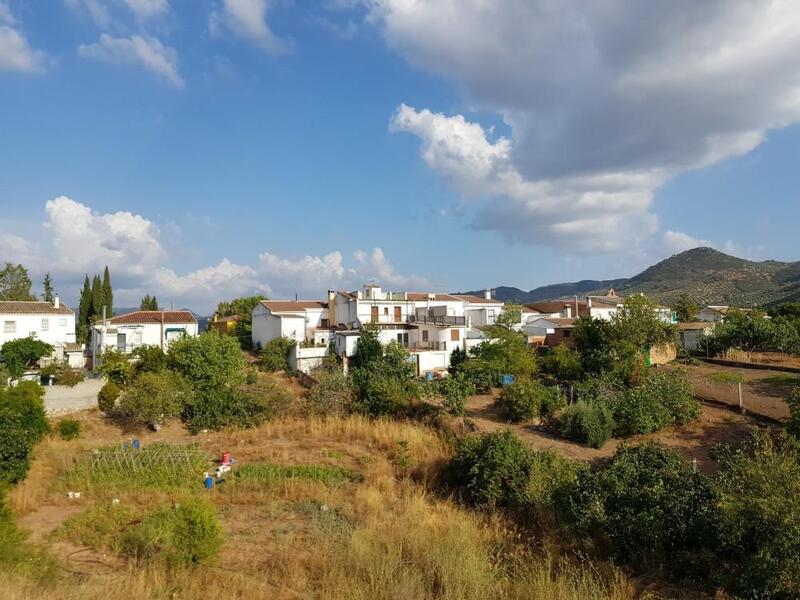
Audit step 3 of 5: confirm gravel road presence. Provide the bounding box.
[43,378,104,415]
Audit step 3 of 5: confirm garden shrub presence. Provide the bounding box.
[55,367,84,387]
[436,374,475,416]
[97,349,134,386]
[559,400,615,449]
[349,336,420,417]
[97,380,120,413]
[167,333,246,393]
[611,371,699,436]
[0,381,49,484]
[525,450,585,526]
[57,419,81,440]
[711,432,800,597]
[120,499,223,566]
[540,344,584,383]
[259,336,295,372]
[460,361,500,394]
[120,371,193,428]
[0,337,53,378]
[304,368,354,417]
[132,345,167,375]
[567,442,714,569]
[496,380,558,423]
[787,387,800,438]
[182,387,273,433]
[448,430,533,508]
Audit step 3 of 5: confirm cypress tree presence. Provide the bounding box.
[42,273,54,303]
[77,275,91,343]
[102,266,113,316]
[91,274,103,322]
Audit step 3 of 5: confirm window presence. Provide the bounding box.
[383,307,389,315]
[422,330,429,342]
[396,332,409,347]
[41,318,49,331]
[321,318,329,328]
[487,309,496,323]
[59,318,67,327]
[3,321,15,334]
[451,328,460,342]
[563,330,572,338]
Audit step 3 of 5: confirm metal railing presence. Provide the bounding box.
[410,341,447,351]
[369,314,409,324]
[409,315,466,326]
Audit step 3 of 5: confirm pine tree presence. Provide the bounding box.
[77,275,92,343]
[42,272,54,303]
[102,266,113,316]
[0,263,35,301]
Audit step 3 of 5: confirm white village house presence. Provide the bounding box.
[91,310,198,366]
[252,284,504,376]
[0,298,84,368]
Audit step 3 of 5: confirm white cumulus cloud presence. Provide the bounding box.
[209,0,289,54]
[78,33,184,88]
[662,231,713,254]
[0,2,48,73]
[367,0,800,251]
[122,0,169,20]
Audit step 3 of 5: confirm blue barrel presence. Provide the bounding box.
[425,371,434,381]
[132,438,140,450]
[204,476,214,490]
[501,374,515,386]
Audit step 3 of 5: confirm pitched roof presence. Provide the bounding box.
[525,316,577,328]
[678,322,713,331]
[588,295,625,307]
[107,310,197,325]
[0,301,74,315]
[525,301,572,314]
[405,292,463,302]
[452,294,503,305]
[260,300,328,312]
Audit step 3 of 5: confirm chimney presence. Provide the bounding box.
[54,295,60,309]
[327,289,336,327]
[484,288,492,300]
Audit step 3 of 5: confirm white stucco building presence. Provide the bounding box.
[0,298,84,368]
[91,310,198,365]
[252,284,502,376]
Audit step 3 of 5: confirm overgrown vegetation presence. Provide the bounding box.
[258,336,294,372]
[56,418,81,440]
[0,337,54,378]
[559,401,615,448]
[702,307,800,356]
[235,462,351,486]
[496,380,561,423]
[0,381,49,484]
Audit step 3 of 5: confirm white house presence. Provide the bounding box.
[453,291,504,327]
[0,298,83,368]
[91,310,198,365]
[253,283,483,376]
[695,305,754,323]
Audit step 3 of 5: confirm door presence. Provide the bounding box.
[371,306,379,323]
[394,306,402,322]
[450,328,460,342]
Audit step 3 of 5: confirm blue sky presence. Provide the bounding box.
[2,1,799,312]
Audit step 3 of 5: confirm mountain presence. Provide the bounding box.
[460,247,800,307]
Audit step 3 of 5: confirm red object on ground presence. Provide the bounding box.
[221,452,231,465]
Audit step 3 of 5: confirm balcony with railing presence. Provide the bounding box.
[408,315,466,326]
[410,341,447,351]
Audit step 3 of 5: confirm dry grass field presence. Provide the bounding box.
[2,389,650,600]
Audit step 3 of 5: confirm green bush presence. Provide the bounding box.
[711,432,800,597]
[350,369,419,417]
[540,344,584,383]
[567,442,713,569]
[611,371,699,436]
[436,374,475,416]
[182,387,273,433]
[525,450,585,526]
[304,368,354,417]
[0,337,53,378]
[120,371,193,428]
[132,345,167,375]
[787,388,800,438]
[259,337,295,372]
[55,367,84,387]
[0,381,49,484]
[97,349,134,386]
[460,361,500,394]
[447,430,533,508]
[57,419,81,440]
[120,499,223,566]
[167,332,246,393]
[496,380,559,423]
[97,380,120,413]
[559,401,615,448]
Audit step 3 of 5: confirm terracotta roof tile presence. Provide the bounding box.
[260,300,328,312]
[405,293,463,302]
[0,301,74,315]
[452,294,503,305]
[108,310,197,325]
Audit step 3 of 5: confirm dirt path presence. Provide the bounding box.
[18,504,121,574]
[465,392,769,473]
[672,363,794,421]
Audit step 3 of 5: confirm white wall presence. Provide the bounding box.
[1,312,76,346]
[289,345,328,373]
[93,321,197,356]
